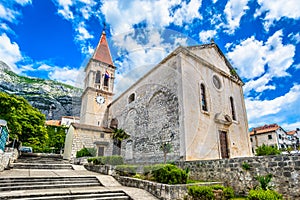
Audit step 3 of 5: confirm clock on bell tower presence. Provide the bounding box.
[80,29,115,127]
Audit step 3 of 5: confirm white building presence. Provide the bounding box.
[250,124,299,154]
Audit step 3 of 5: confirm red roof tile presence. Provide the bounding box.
[250,124,280,135]
[45,120,61,126]
[92,31,113,65]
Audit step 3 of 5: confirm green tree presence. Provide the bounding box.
[0,92,47,152]
[160,142,172,164]
[111,128,130,155]
[44,125,68,153]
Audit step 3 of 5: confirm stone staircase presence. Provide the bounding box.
[1,190,131,200]
[0,176,102,191]
[0,154,133,200]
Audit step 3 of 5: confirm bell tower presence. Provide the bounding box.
[80,29,115,127]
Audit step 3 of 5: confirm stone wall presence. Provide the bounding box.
[114,176,222,200]
[176,154,300,199]
[109,56,183,164]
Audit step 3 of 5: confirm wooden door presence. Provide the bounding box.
[219,131,229,159]
[98,146,104,156]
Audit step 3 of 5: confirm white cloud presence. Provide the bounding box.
[172,0,202,26]
[288,33,300,44]
[246,84,300,124]
[55,0,74,20]
[264,30,295,77]
[294,64,300,69]
[281,121,300,132]
[75,22,93,41]
[0,33,22,72]
[37,64,52,71]
[15,0,32,6]
[255,0,300,30]
[0,4,19,22]
[227,36,267,79]
[223,0,250,34]
[199,30,217,43]
[227,30,295,93]
[48,66,84,88]
[243,74,274,94]
[101,0,177,35]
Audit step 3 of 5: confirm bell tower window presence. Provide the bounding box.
[95,71,101,83]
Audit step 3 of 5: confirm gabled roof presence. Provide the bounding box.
[250,124,281,135]
[111,42,244,105]
[186,43,243,83]
[92,31,113,65]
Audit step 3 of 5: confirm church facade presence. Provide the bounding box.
[63,30,253,162]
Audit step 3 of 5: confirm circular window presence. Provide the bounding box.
[213,75,222,89]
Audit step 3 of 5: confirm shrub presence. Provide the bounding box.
[76,147,94,158]
[210,185,234,200]
[211,184,225,190]
[143,164,166,175]
[255,174,273,190]
[103,155,124,165]
[86,156,124,165]
[133,174,144,179]
[223,187,235,199]
[188,185,215,200]
[242,162,251,170]
[152,164,188,184]
[115,165,138,176]
[247,189,283,200]
[255,144,281,156]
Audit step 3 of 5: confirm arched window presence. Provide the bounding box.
[95,71,101,83]
[230,96,236,121]
[128,93,135,103]
[200,84,208,111]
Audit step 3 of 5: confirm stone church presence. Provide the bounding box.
[63,30,253,162]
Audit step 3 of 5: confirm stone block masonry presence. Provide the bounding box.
[176,154,300,199]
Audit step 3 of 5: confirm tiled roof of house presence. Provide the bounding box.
[92,31,113,65]
[287,130,296,135]
[45,120,61,126]
[250,124,280,135]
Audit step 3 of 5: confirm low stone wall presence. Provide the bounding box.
[176,154,300,199]
[114,176,222,200]
[84,164,116,175]
[0,149,18,172]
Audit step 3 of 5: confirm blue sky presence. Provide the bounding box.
[0,0,299,131]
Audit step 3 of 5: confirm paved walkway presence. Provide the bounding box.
[0,165,158,200]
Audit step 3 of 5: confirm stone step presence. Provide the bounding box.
[3,190,131,200]
[12,163,73,169]
[0,176,102,191]
[0,176,97,183]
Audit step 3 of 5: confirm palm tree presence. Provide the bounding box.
[111,128,130,155]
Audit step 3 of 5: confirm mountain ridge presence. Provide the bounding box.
[0,61,82,120]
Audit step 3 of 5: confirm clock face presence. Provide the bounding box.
[96,95,105,104]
